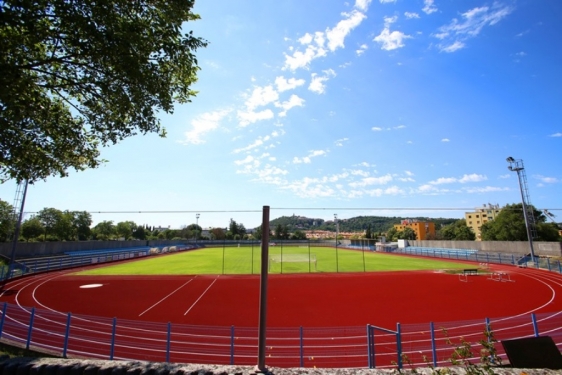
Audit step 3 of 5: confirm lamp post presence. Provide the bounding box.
[506,157,536,264]
[196,213,200,243]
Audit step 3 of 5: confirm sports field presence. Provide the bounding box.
[3,246,562,368]
[76,246,471,275]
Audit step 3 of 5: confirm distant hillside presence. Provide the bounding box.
[268,215,458,233]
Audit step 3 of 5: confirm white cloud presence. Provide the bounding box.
[180,109,231,145]
[549,132,562,137]
[405,12,420,19]
[405,170,414,176]
[435,3,513,52]
[356,44,368,56]
[308,69,336,94]
[379,0,396,3]
[234,155,256,165]
[394,125,406,129]
[237,109,274,127]
[275,76,306,92]
[355,0,373,11]
[463,186,509,193]
[283,44,327,71]
[348,174,393,187]
[498,174,511,179]
[245,85,279,111]
[429,177,457,185]
[350,169,370,177]
[459,173,487,183]
[441,138,450,142]
[441,41,465,53]
[422,0,437,15]
[335,138,349,146]
[374,25,411,51]
[326,10,367,52]
[372,127,383,131]
[275,94,305,117]
[293,149,328,164]
[298,33,314,45]
[534,175,558,184]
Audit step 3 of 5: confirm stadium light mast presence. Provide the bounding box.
[506,157,536,264]
[195,213,200,242]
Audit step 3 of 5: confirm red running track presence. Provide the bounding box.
[1,260,562,368]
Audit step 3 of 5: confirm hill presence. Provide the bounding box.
[268,215,458,233]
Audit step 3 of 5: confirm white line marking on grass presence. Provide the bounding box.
[139,277,196,317]
[184,277,219,316]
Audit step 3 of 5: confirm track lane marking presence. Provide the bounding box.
[139,277,196,317]
[184,277,219,316]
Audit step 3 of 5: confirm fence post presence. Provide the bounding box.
[110,317,117,360]
[512,254,515,265]
[166,322,171,362]
[396,323,402,369]
[63,313,72,358]
[547,258,551,272]
[366,325,372,368]
[230,325,235,365]
[430,322,437,368]
[26,307,35,350]
[300,326,304,368]
[531,313,539,337]
[0,303,7,338]
[559,261,562,274]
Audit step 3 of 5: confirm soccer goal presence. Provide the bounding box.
[269,254,317,272]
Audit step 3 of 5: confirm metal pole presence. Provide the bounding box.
[515,168,536,263]
[7,180,29,280]
[256,206,270,373]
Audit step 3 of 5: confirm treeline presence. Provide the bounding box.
[269,215,458,233]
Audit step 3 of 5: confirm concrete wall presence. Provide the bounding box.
[406,240,562,257]
[0,240,191,259]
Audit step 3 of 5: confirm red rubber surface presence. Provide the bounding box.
[3,263,562,329]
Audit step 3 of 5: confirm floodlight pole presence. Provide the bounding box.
[195,213,200,243]
[7,180,29,281]
[506,157,536,264]
[256,206,270,373]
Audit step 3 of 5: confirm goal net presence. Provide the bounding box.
[269,254,317,272]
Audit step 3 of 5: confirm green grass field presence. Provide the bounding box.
[76,246,472,276]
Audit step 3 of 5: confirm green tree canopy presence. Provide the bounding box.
[440,219,476,241]
[480,203,560,242]
[0,0,207,182]
[92,220,115,240]
[21,216,44,241]
[0,199,15,242]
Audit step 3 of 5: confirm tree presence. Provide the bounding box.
[365,224,372,239]
[0,0,207,183]
[92,220,115,240]
[440,219,476,241]
[400,227,417,241]
[116,221,136,240]
[291,230,307,240]
[480,203,559,242]
[21,216,44,241]
[210,228,225,240]
[0,199,14,242]
[132,225,147,240]
[72,211,92,240]
[36,207,63,240]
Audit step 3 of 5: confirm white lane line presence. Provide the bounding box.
[184,277,219,316]
[139,277,196,317]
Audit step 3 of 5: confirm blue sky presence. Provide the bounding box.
[1,0,561,230]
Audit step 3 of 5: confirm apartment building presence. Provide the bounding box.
[393,219,435,240]
[465,204,502,240]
